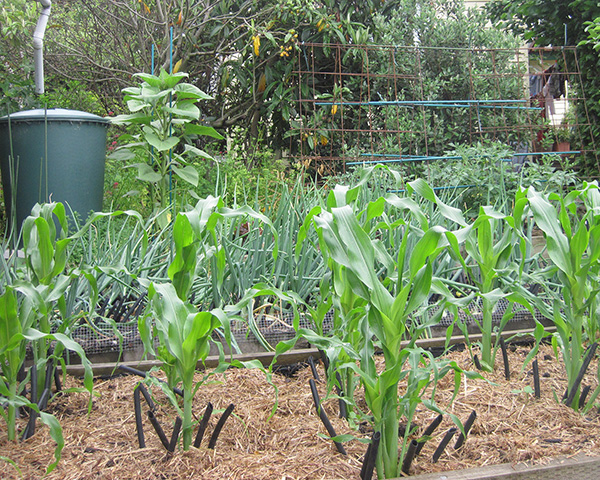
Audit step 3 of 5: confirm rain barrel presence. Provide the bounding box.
[0,108,109,232]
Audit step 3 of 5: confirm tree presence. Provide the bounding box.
[486,0,600,175]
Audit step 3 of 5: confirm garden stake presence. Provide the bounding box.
[147,410,171,451]
[133,382,155,448]
[454,410,477,450]
[308,379,347,455]
[415,414,443,455]
[307,356,320,382]
[360,430,380,480]
[473,354,482,371]
[500,337,510,380]
[193,402,213,448]
[318,350,330,378]
[564,343,598,407]
[208,403,235,449]
[579,385,591,410]
[401,439,419,475]
[533,359,541,399]
[432,427,456,463]
[118,364,184,397]
[168,416,182,453]
[120,293,146,324]
[335,372,347,419]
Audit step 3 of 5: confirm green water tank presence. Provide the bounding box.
[0,108,109,232]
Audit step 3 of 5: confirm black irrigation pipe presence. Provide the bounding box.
[335,372,347,420]
[133,382,155,448]
[533,359,541,399]
[22,388,50,441]
[106,295,123,320]
[360,431,380,480]
[318,350,330,378]
[307,356,320,382]
[208,403,235,449]
[415,414,443,456]
[22,365,38,441]
[147,410,171,451]
[308,379,347,455]
[564,342,598,407]
[194,402,213,448]
[401,439,419,475]
[54,366,62,393]
[118,364,184,397]
[168,417,182,453]
[580,385,591,410]
[500,337,510,380]
[432,427,456,463]
[454,410,477,450]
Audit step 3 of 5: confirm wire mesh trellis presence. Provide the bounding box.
[291,43,599,177]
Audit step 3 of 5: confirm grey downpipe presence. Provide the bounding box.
[33,0,52,94]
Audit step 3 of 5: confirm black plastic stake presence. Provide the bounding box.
[401,439,419,475]
[133,383,154,448]
[360,431,380,480]
[194,402,214,448]
[533,359,541,399]
[335,372,347,420]
[168,417,182,453]
[308,356,320,382]
[454,411,477,449]
[22,365,39,441]
[579,385,591,410]
[309,379,347,455]
[148,410,171,451]
[500,337,510,380]
[564,343,598,407]
[415,414,443,456]
[432,427,456,463]
[473,354,482,371]
[208,403,235,449]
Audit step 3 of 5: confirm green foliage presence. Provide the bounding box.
[486,0,600,176]
[110,69,224,223]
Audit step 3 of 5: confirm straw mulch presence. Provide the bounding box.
[1,344,599,479]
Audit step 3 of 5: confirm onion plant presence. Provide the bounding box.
[527,182,600,410]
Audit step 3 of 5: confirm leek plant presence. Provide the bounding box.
[527,182,600,410]
[297,178,477,479]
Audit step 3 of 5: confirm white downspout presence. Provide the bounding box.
[33,0,52,94]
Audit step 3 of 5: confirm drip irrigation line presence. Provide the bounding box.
[120,293,146,324]
[308,379,347,455]
[118,365,184,397]
[334,372,347,420]
[564,343,598,407]
[473,355,482,371]
[401,439,419,475]
[318,350,330,379]
[194,402,213,448]
[500,337,510,380]
[360,431,380,480]
[533,359,541,399]
[415,414,443,456]
[133,382,155,448]
[433,427,456,463]
[208,403,235,449]
[454,410,477,450]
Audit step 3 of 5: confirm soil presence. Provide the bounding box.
[1,344,600,480]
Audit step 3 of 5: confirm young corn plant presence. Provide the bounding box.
[297,179,476,479]
[139,196,279,449]
[527,182,600,410]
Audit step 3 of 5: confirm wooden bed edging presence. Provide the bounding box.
[402,454,600,480]
[64,326,555,377]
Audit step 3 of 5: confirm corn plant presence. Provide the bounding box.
[526,182,600,410]
[296,179,477,479]
[0,203,94,472]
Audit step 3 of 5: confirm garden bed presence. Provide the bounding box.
[2,344,599,480]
